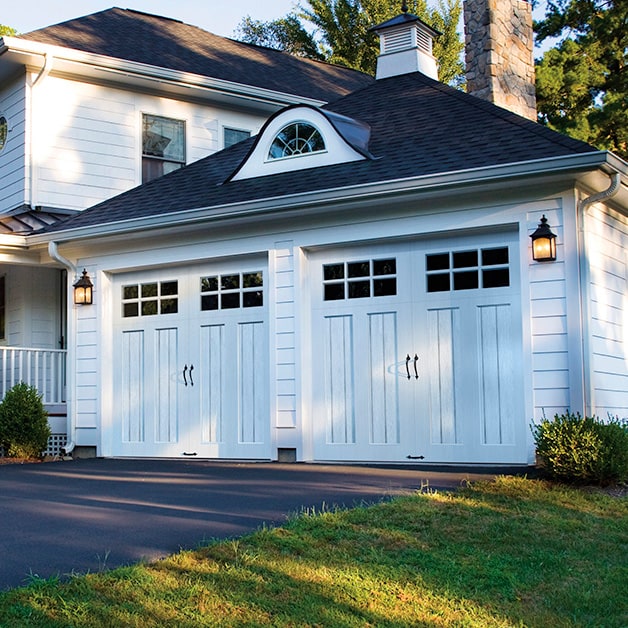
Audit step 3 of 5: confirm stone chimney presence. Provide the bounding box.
[464,0,536,120]
[371,10,440,81]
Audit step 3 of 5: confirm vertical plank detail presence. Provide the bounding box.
[324,315,355,444]
[368,312,399,444]
[427,308,458,444]
[239,321,265,443]
[478,304,515,444]
[155,328,178,443]
[121,330,144,443]
[199,324,223,443]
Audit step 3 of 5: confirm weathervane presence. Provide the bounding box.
[401,0,409,12]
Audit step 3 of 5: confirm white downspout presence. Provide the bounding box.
[29,52,53,209]
[576,171,621,415]
[48,241,77,454]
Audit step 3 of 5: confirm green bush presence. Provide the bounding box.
[532,411,628,485]
[0,382,50,459]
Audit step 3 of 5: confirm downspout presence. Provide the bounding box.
[576,171,621,415]
[48,241,77,455]
[29,52,53,210]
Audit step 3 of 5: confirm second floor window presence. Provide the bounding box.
[142,114,185,183]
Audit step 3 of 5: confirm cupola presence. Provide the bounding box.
[370,1,440,80]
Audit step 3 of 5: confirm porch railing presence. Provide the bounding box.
[0,347,67,404]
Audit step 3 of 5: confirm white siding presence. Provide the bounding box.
[0,76,27,213]
[528,210,571,419]
[585,205,628,419]
[30,76,265,211]
[1,265,61,348]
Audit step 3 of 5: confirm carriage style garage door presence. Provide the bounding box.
[111,259,269,458]
[311,232,526,464]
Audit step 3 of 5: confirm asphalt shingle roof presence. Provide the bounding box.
[20,7,373,102]
[46,71,597,233]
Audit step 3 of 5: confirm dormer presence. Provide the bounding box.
[371,8,440,80]
[228,105,374,182]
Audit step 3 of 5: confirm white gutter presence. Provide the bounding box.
[576,171,622,416]
[47,241,77,455]
[28,51,53,209]
[3,36,326,108]
[28,150,625,245]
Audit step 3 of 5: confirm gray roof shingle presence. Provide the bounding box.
[20,7,373,102]
[44,71,597,233]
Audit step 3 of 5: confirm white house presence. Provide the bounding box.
[2,2,627,465]
[0,7,372,451]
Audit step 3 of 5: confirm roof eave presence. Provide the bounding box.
[2,36,327,108]
[28,150,626,246]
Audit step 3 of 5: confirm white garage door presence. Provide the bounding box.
[111,259,269,459]
[311,232,526,464]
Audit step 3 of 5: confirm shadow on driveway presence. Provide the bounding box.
[0,458,523,591]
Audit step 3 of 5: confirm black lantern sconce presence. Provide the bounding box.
[530,215,557,262]
[73,269,93,305]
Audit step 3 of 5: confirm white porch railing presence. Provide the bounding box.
[0,347,67,404]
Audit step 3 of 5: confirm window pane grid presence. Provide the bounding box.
[200,271,264,310]
[426,247,510,293]
[323,258,397,301]
[122,281,179,317]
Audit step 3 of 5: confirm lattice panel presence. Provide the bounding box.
[43,434,68,457]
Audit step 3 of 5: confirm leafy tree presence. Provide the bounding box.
[534,0,627,158]
[0,24,18,36]
[236,0,464,86]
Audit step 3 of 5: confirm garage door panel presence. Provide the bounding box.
[323,314,355,445]
[238,320,267,444]
[478,303,517,446]
[427,307,460,445]
[368,311,399,445]
[154,327,179,444]
[198,324,223,444]
[121,330,144,443]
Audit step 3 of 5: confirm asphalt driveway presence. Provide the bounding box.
[0,459,507,591]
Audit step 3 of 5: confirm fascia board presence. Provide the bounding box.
[3,36,325,108]
[29,151,619,246]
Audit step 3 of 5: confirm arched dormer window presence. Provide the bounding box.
[268,122,325,160]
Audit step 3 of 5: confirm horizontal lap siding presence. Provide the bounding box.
[32,77,262,211]
[274,243,297,428]
[586,206,628,418]
[529,211,570,419]
[0,77,27,213]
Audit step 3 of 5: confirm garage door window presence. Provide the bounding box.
[323,258,396,301]
[122,281,178,317]
[200,272,263,310]
[426,247,509,293]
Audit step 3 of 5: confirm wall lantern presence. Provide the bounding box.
[73,269,93,305]
[530,215,557,262]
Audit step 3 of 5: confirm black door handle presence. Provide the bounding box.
[413,354,419,379]
[183,364,188,386]
[189,364,194,386]
[405,354,411,379]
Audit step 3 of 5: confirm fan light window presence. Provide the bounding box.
[268,122,325,160]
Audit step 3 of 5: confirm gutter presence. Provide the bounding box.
[47,242,77,456]
[28,150,625,245]
[576,171,622,416]
[28,51,53,209]
[3,36,326,109]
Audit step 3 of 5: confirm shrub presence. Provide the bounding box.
[0,382,50,459]
[532,411,628,485]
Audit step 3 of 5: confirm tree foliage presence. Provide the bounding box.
[0,24,18,36]
[534,0,627,158]
[236,0,464,86]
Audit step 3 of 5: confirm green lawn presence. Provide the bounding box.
[0,477,626,627]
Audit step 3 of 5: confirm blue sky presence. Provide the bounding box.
[3,1,551,51]
[2,1,299,37]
